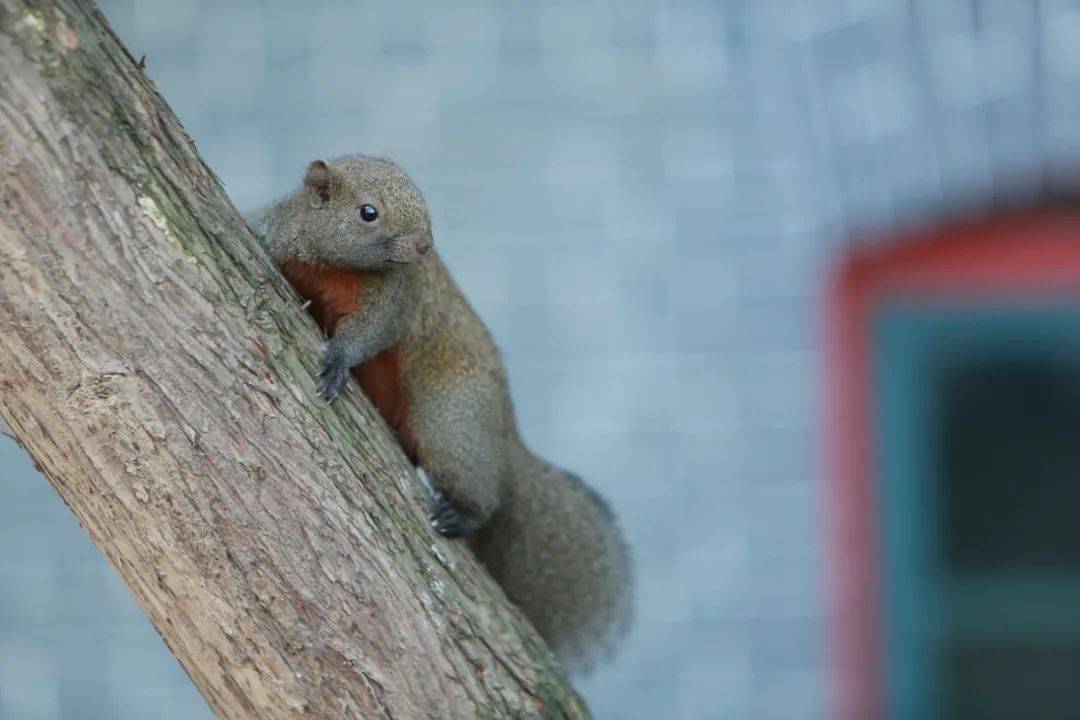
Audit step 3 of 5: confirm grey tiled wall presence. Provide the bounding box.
[2,1,1077,718]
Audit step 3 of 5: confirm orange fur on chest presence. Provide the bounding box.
[279,261,418,462]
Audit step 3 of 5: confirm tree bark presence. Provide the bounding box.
[0,1,589,718]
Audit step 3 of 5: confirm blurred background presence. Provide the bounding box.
[3,1,1080,719]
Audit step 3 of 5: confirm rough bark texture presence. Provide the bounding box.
[0,1,589,718]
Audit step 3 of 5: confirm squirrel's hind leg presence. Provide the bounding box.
[411,387,509,535]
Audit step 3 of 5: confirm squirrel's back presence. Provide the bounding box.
[403,256,634,670]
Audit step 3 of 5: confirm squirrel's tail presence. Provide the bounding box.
[472,446,633,673]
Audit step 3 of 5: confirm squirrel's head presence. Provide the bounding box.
[292,155,433,270]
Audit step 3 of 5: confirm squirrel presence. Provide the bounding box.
[249,154,632,671]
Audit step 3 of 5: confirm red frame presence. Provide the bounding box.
[824,206,1080,720]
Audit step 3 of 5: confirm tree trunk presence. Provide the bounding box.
[0,1,589,718]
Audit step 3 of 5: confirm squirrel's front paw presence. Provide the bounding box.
[316,347,351,400]
[430,497,474,538]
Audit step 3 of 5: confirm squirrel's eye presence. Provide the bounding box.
[359,204,379,222]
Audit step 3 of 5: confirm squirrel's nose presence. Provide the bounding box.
[417,233,433,254]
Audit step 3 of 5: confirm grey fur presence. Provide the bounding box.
[251,155,633,672]
[255,155,433,272]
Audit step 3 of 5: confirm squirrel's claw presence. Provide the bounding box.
[430,498,473,538]
[316,351,350,400]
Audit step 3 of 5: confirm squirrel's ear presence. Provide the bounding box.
[304,160,331,204]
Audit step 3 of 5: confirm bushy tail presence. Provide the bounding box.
[472,447,633,673]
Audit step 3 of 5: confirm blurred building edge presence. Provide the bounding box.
[824,183,1080,720]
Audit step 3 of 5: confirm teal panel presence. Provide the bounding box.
[874,302,1080,720]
